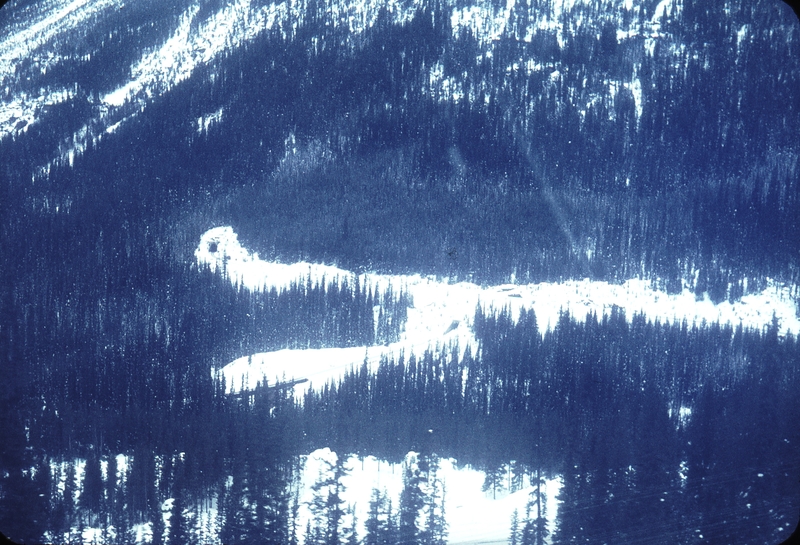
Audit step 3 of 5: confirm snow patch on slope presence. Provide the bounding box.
[296,449,561,545]
[101,0,284,107]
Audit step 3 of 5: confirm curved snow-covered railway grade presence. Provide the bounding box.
[6,0,694,186]
[196,226,800,397]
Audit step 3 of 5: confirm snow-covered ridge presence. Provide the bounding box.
[5,0,687,174]
[2,0,419,164]
[0,0,121,141]
[0,0,121,82]
[196,226,799,395]
[101,0,414,108]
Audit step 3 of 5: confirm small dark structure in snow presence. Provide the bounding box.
[443,320,460,334]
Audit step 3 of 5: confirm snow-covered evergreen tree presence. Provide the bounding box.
[509,508,521,545]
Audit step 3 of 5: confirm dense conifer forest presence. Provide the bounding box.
[0,0,799,542]
[305,307,800,542]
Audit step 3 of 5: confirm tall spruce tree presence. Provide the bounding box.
[422,454,447,545]
[521,468,548,545]
[167,463,190,545]
[398,455,426,545]
[365,488,395,545]
[509,508,521,545]
[308,452,350,545]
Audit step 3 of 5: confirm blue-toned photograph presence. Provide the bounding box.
[0,0,798,543]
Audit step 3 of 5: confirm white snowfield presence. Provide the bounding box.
[196,226,800,397]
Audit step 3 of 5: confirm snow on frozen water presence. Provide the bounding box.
[439,463,560,545]
[196,226,800,395]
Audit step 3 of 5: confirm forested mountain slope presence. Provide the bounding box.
[0,0,798,542]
